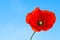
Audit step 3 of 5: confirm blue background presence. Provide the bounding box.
[0,0,60,40]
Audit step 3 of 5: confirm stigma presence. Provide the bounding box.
[38,20,44,26]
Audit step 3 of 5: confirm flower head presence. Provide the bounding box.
[26,7,56,32]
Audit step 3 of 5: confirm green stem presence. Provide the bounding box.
[30,31,36,40]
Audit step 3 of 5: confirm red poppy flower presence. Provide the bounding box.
[26,7,56,32]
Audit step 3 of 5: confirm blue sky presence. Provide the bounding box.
[0,0,60,40]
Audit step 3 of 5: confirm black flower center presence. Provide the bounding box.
[37,20,44,26]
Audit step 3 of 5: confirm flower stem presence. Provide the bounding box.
[30,31,36,40]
